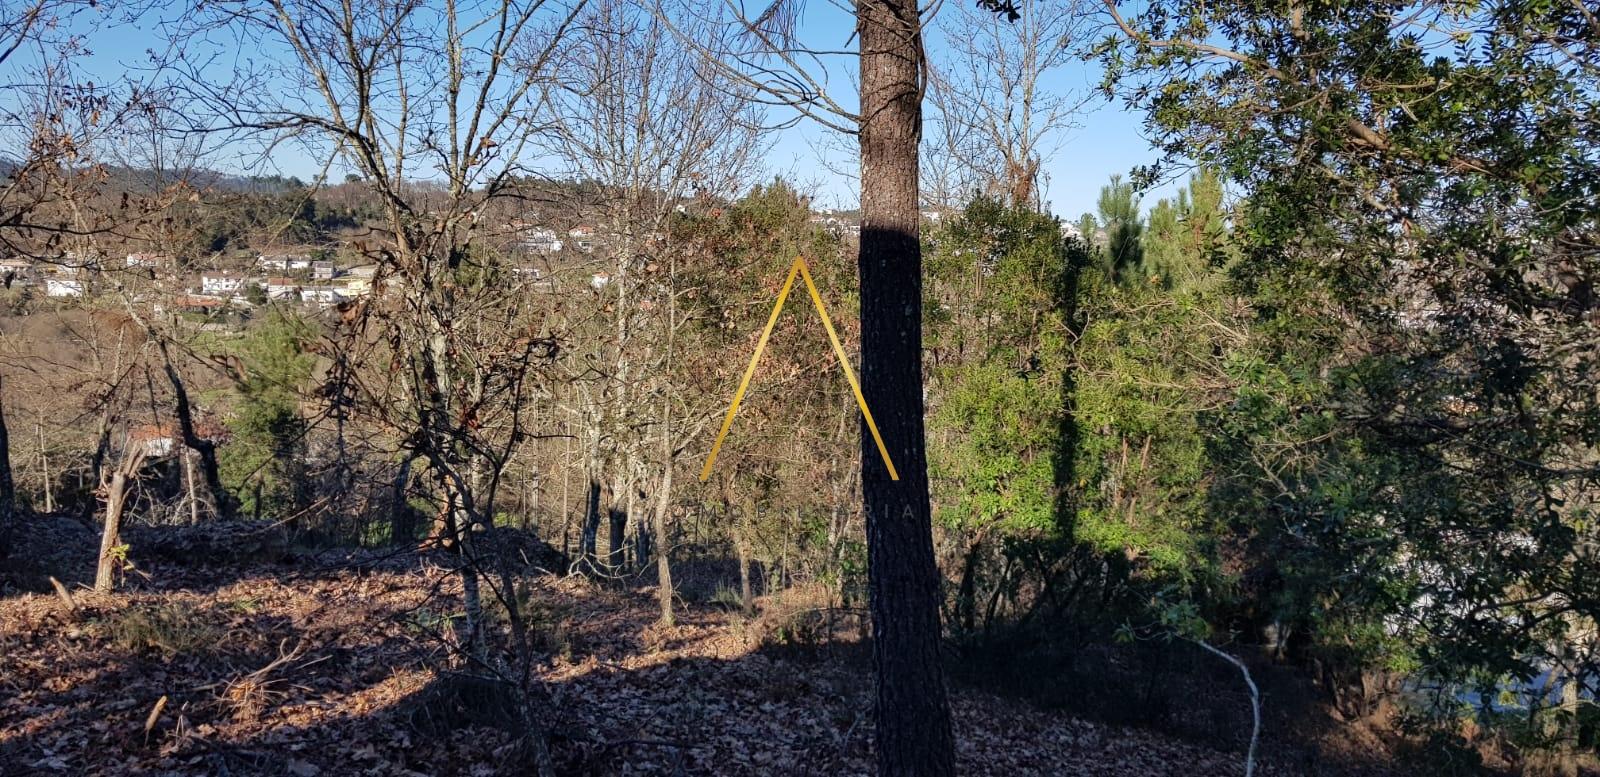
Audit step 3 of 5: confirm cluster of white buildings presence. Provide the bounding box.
[7,220,684,309]
[0,249,380,311]
[507,222,602,255]
[808,210,861,238]
[0,250,148,298]
[195,255,379,308]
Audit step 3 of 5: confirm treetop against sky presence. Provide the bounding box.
[6,0,1181,220]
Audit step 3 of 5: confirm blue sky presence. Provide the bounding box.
[761,93,1176,221]
[21,1,1178,222]
[746,0,1181,220]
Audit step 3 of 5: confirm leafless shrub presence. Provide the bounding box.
[106,599,221,656]
[218,640,308,723]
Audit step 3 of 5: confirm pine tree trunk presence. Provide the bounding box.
[857,0,955,772]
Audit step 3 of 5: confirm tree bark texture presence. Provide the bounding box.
[857,0,956,772]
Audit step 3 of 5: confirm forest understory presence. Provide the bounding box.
[2,518,1420,777]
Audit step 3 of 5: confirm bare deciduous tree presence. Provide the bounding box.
[537,0,764,623]
[168,1,585,768]
[927,0,1087,209]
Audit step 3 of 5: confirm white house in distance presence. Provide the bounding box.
[310,260,335,280]
[257,253,313,272]
[265,277,300,300]
[201,271,249,296]
[522,228,563,253]
[46,277,85,297]
[337,265,377,297]
[300,286,346,307]
[125,252,172,269]
[568,225,596,252]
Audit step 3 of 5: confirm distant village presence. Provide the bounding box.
[0,204,1085,318]
[0,203,891,315]
[4,248,389,313]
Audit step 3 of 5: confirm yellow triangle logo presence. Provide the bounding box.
[699,256,899,481]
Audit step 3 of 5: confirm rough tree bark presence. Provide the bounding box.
[84,418,111,523]
[857,0,956,772]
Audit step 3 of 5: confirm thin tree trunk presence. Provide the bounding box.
[443,472,483,658]
[956,539,982,634]
[84,415,111,522]
[580,474,602,573]
[184,451,199,525]
[160,350,229,519]
[0,378,14,559]
[1558,653,1582,777]
[735,506,753,616]
[526,474,538,533]
[624,471,637,569]
[458,524,483,657]
[653,461,675,625]
[561,435,573,566]
[37,421,53,514]
[630,461,649,569]
[96,450,147,593]
[608,475,628,572]
[390,456,415,544]
[857,0,955,771]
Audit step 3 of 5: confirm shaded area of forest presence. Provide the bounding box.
[2,519,1401,777]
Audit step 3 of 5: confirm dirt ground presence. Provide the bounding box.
[1,519,1408,776]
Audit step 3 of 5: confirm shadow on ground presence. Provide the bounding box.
[1,521,1413,777]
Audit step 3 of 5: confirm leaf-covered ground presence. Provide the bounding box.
[0,521,1403,776]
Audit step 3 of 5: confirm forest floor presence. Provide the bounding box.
[1,518,1409,776]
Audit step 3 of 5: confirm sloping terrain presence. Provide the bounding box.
[0,522,1399,776]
